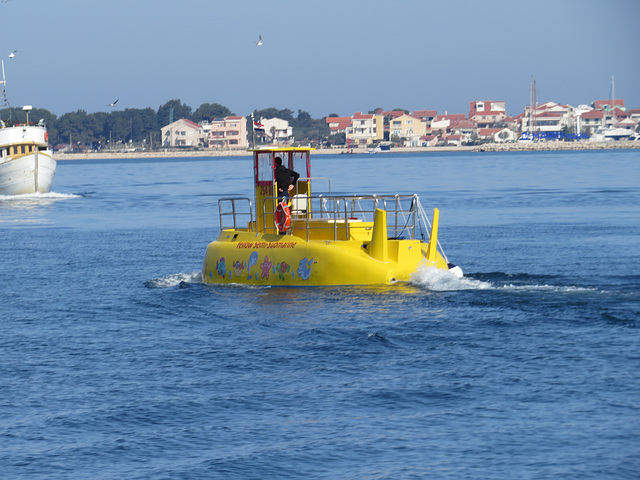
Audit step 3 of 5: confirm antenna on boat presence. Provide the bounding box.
[1,59,6,88]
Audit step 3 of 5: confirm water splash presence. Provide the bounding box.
[410,266,492,291]
[145,271,202,288]
[410,266,598,293]
[0,191,81,202]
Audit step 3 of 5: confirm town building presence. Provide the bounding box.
[325,116,352,136]
[412,109,438,127]
[469,100,507,129]
[161,119,203,147]
[389,114,427,146]
[520,101,574,136]
[204,116,248,149]
[260,117,293,144]
[346,112,384,146]
[579,109,604,134]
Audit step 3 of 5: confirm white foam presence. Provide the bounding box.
[499,283,597,293]
[410,266,493,291]
[0,191,81,201]
[146,271,202,288]
[410,266,597,293]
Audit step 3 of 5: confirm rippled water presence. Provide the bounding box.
[1,150,639,479]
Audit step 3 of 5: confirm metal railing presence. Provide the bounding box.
[218,197,253,231]
[259,193,428,242]
[217,192,449,263]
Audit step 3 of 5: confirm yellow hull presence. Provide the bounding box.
[202,229,449,287]
[201,148,460,287]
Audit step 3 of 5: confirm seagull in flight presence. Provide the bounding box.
[255,35,263,46]
[8,50,16,59]
[107,99,119,107]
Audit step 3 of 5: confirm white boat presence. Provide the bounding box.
[589,126,633,142]
[0,116,55,194]
[0,61,55,195]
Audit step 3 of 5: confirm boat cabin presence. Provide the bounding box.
[218,147,434,247]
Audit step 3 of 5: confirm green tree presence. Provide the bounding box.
[290,110,329,144]
[157,99,192,127]
[253,107,294,123]
[193,103,233,123]
[56,110,100,147]
[327,132,346,146]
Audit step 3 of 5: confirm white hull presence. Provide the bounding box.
[0,152,56,194]
[0,124,55,195]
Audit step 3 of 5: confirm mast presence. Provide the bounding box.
[529,76,537,136]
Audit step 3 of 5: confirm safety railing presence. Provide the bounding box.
[218,197,253,231]
[259,193,430,242]
[217,193,449,263]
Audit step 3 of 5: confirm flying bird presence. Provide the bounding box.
[8,50,16,59]
[107,99,119,107]
[255,35,263,46]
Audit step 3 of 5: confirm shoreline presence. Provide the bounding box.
[54,140,640,161]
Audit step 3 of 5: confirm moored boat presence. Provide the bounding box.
[202,147,462,286]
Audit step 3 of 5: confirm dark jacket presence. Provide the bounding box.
[275,164,300,194]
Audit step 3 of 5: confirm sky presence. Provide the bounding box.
[1,0,639,119]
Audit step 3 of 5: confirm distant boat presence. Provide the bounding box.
[589,126,633,142]
[0,61,55,195]
[367,142,391,153]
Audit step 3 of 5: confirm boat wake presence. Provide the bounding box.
[0,191,81,207]
[145,271,203,289]
[410,266,597,293]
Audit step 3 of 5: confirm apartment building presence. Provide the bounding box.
[347,112,384,146]
[205,116,248,149]
[389,114,427,146]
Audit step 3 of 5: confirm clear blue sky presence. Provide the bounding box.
[2,0,639,119]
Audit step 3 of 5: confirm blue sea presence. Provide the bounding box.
[1,149,639,479]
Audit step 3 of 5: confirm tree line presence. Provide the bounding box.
[0,100,332,149]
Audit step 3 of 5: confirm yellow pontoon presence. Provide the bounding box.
[202,147,462,286]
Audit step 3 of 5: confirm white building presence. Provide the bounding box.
[260,117,293,144]
[161,119,203,147]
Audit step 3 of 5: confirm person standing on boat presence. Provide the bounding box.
[274,156,300,201]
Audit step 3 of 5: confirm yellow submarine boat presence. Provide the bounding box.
[202,147,462,286]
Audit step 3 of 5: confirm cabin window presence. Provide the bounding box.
[21,145,26,154]
[257,153,273,183]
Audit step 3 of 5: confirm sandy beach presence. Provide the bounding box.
[53,141,639,161]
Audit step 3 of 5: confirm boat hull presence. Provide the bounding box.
[0,152,56,195]
[202,230,450,287]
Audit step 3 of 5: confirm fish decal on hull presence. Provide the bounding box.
[216,257,226,277]
[247,251,259,279]
[297,257,313,280]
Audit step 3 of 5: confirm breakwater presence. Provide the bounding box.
[474,140,640,152]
